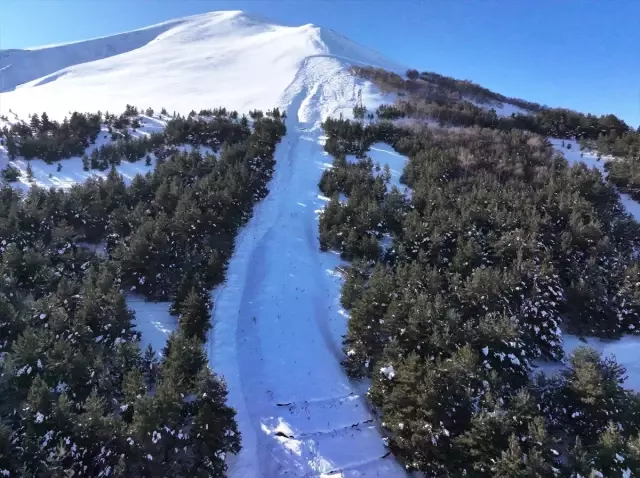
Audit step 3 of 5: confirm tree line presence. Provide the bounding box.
[0,105,286,169]
[353,65,640,165]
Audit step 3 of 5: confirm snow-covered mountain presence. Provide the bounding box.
[0,10,408,477]
[0,10,402,120]
[4,8,640,478]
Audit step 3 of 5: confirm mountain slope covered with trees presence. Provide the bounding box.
[318,83,640,475]
[0,106,286,476]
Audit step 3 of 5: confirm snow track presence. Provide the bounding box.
[209,56,405,477]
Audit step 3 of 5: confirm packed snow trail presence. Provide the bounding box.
[209,57,405,477]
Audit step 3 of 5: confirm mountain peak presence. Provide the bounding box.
[0,10,402,120]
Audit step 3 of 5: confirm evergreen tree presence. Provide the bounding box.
[177,288,212,342]
[40,112,51,132]
[189,367,241,475]
[30,113,41,130]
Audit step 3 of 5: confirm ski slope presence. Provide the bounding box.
[1,11,406,477]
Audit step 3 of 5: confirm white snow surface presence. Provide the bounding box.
[492,101,532,118]
[470,99,532,118]
[0,10,407,477]
[126,296,174,356]
[0,10,403,121]
[545,138,640,391]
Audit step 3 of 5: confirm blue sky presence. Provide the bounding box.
[2,0,639,126]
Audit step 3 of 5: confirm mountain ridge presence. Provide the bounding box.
[0,10,402,120]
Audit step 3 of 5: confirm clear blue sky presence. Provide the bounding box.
[2,0,639,126]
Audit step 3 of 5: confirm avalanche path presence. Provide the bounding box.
[209,56,406,477]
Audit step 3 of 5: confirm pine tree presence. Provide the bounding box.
[161,332,207,394]
[189,367,240,475]
[0,421,18,476]
[169,272,200,316]
[82,153,90,171]
[40,112,51,132]
[1,164,21,182]
[406,69,419,80]
[494,434,530,477]
[560,347,629,441]
[177,288,211,342]
[141,344,160,389]
[591,422,631,476]
[30,113,41,131]
[567,436,593,476]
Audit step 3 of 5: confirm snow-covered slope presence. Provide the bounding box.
[0,10,407,477]
[0,10,403,120]
[0,17,186,92]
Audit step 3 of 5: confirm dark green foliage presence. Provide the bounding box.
[88,132,165,170]
[355,65,542,112]
[0,107,286,476]
[177,288,212,342]
[1,164,21,182]
[353,104,367,120]
[2,111,101,163]
[376,104,406,120]
[406,68,419,81]
[319,114,640,475]
[1,106,265,173]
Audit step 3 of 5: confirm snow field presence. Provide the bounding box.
[470,98,533,118]
[126,297,174,356]
[0,12,402,122]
